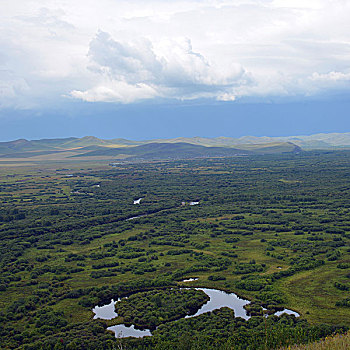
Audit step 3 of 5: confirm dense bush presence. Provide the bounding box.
[115,288,209,329]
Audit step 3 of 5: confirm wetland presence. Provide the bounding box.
[0,151,349,349]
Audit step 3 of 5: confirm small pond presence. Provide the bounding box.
[181,278,199,282]
[107,324,152,338]
[275,309,300,317]
[93,299,119,320]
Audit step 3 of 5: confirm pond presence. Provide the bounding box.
[93,287,299,338]
[93,299,119,320]
[181,278,199,282]
[185,288,250,320]
[133,198,142,205]
[107,324,152,338]
[275,309,300,317]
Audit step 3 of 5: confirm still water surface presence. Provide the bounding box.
[107,324,152,338]
[185,288,250,320]
[93,299,118,320]
[93,287,299,338]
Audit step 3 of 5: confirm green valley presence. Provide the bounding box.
[0,150,349,349]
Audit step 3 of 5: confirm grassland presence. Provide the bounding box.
[281,331,350,350]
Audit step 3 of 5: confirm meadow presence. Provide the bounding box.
[0,151,349,349]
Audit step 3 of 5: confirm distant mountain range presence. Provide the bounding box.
[1,132,350,161]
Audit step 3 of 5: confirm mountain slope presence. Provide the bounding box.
[71,142,256,159]
[0,136,302,161]
[71,141,301,160]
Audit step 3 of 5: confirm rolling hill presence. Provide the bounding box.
[0,136,302,161]
[71,142,254,159]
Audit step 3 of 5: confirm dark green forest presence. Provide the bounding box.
[0,151,350,349]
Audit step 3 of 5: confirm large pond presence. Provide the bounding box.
[185,288,250,320]
[93,287,300,338]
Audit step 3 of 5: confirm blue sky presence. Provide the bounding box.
[0,0,350,141]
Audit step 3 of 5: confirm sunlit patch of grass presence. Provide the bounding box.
[276,264,350,325]
[280,331,350,350]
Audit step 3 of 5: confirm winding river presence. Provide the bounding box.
[92,287,300,338]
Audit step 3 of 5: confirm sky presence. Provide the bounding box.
[0,0,350,141]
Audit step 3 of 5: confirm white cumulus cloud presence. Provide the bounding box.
[71,81,158,103]
[70,31,251,102]
[0,0,350,106]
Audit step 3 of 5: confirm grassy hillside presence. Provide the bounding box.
[281,331,350,350]
[71,142,255,159]
[0,137,301,161]
[3,132,350,160]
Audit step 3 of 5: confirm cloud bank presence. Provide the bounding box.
[1,0,350,106]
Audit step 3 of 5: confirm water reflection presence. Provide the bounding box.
[186,288,250,320]
[93,299,118,320]
[107,324,152,338]
[133,198,142,205]
[93,288,300,338]
[275,309,300,317]
[181,278,198,282]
